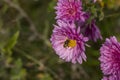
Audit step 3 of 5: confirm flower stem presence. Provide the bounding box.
[105,12,120,18]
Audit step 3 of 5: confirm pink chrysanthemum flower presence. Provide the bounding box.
[99,36,120,80]
[102,76,108,80]
[102,76,118,80]
[55,0,86,22]
[81,20,102,42]
[50,20,88,64]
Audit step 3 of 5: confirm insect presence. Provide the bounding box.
[63,39,70,48]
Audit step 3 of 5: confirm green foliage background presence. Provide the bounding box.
[0,0,120,80]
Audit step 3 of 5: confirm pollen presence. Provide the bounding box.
[64,39,77,48]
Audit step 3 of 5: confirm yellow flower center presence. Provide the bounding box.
[63,39,77,48]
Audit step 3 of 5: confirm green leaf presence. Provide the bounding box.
[91,5,97,18]
[11,59,26,80]
[99,10,104,21]
[3,31,20,54]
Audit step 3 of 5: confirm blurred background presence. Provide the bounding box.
[0,0,120,80]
